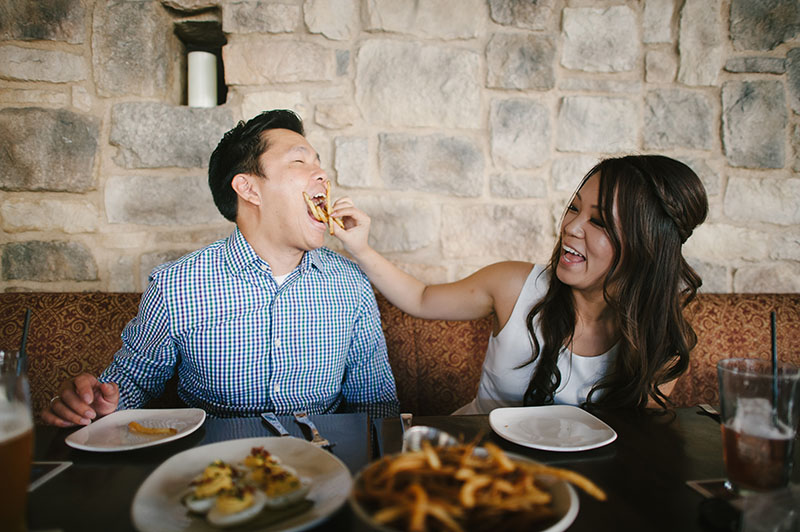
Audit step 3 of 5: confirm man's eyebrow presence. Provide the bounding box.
[288,145,321,162]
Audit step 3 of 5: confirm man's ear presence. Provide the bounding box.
[231,174,261,206]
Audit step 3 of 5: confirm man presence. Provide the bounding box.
[42,109,399,426]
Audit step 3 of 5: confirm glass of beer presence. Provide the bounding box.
[0,350,34,532]
[717,358,800,493]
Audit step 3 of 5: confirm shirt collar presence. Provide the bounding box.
[225,227,326,276]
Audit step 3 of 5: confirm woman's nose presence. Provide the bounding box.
[563,216,585,237]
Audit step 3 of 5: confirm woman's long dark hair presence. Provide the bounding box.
[523,155,708,409]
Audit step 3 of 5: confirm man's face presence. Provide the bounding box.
[253,128,330,252]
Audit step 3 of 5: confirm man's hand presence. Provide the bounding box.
[40,373,119,427]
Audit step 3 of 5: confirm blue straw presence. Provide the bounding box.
[17,308,31,377]
[771,311,778,413]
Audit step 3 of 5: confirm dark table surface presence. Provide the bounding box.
[27,407,799,532]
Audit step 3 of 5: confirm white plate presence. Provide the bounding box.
[489,405,617,452]
[131,437,352,532]
[65,408,206,452]
[350,450,578,532]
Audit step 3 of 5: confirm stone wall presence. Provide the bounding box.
[1,0,799,294]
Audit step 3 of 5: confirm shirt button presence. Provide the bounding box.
[274,338,282,347]
[274,384,281,393]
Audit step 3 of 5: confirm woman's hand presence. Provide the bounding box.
[330,196,373,259]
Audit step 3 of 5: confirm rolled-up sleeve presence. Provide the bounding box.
[99,279,177,409]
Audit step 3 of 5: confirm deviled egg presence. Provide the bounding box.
[206,486,267,528]
[183,460,239,514]
[248,463,311,509]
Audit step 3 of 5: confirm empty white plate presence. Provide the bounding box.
[489,405,617,452]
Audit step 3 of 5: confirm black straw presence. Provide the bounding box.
[17,308,31,377]
[771,311,778,412]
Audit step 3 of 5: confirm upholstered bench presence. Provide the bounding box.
[0,292,798,423]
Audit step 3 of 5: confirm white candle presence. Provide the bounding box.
[188,51,217,108]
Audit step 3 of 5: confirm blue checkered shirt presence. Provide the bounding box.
[99,228,399,418]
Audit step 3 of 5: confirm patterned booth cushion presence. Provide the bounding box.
[1,292,797,423]
[671,293,800,407]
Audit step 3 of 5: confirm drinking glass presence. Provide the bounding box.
[0,350,34,532]
[717,358,800,493]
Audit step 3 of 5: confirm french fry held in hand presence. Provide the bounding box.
[128,421,178,436]
[303,182,344,235]
[354,441,605,532]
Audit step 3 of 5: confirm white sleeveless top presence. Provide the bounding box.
[453,265,618,415]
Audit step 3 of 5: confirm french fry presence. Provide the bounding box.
[302,189,343,235]
[128,421,177,436]
[353,442,605,532]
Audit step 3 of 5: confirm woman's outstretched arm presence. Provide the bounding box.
[331,197,532,324]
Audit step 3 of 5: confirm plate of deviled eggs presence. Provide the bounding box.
[131,437,351,531]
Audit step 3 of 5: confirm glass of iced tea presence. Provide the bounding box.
[717,358,800,493]
[0,350,34,532]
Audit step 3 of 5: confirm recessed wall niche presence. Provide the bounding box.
[174,19,227,107]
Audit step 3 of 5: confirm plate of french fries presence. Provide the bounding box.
[350,440,605,532]
[65,408,206,452]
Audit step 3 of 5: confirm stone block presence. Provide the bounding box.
[722,81,786,169]
[488,0,556,30]
[490,99,550,169]
[677,0,723,86]
[315,101,359,129]
[687,258,729,293]
[676,156,721,196]
[240,91,306,123]
[730,0,800,51]
[486,33,556,90]
[351,195,438,253]
[561,6,638,72]
[723,176,800,225]
[105,174,223,225]
[364,0,483,39]
[222,0,300,33]
[787,48,800,115]
[92,0,177,98]
[793,124,800,172]
[725,57,786,73]
[305,0,357,40]
[0,46,87,82]
[643,0,674,43]
[558,78,641,93]
[108,255,136,292]
[0,0,86,43]
[645,50,677,83]
[441,204,552,262]
[551,155,599,192]
[71,86,93,112]
[0,107,98,192]
[225,38,335,84]
[334,136,369,187]
[773,232,800,262]
[490,173,547,199]
[734,263,800,293]
[336,50,350,76]
[355,40,481,129]
[0,88,69,106]
[1,199,98,233]
[556,96,638,153]
[644,89,713,150]
[684,223,770,263]
[110,102,233,169]
[378,133,483,197]
[2,241,97,282]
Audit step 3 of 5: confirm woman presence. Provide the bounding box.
[331,155,708,413]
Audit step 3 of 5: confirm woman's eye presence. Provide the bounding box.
[590,218,605,228]
[567,204,578,213]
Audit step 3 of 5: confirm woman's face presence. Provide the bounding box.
[555,172,617,296]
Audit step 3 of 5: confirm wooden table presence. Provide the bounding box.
[27,408,799,531]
